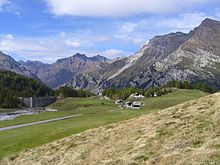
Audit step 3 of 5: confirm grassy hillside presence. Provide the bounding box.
[5,92,220,165]
[0,89,207,161]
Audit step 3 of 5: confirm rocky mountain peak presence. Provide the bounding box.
[147,31,188,50]
[0,51,39,80]
[192,18,220,35]
[55,53,86,64]
[184,18,220,51]
[90,55,109,62]
[0,51,10,60]
[73,53,88,59]
[2,18,220,91]
[200,18,220,26]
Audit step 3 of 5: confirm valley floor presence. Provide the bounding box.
[4,92,220,165]
[0,89,208,163]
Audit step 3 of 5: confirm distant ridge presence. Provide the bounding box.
[1,18,220,91]
[0,51,39,80]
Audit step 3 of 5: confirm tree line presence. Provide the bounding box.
[55,86,94,98]
[0,71,217,108]
[103,87,170,100]
[0,71,94,108]
[164,80,217,93]
[103,80,218,100]
[0,71,54,108]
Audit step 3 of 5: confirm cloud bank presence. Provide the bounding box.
[45,0,217,17]
[0,33,126,63]
[0,0,8,12]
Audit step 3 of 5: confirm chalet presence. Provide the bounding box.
[132,101,143,109]
[129,93,145,99]
[125,101,133,108]
[115,99,123,104]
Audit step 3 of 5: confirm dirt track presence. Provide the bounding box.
[0,114,82,131]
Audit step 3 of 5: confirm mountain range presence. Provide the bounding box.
[0,51,39,80]
[0,18,220,91]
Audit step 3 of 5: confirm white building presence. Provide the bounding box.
[129,93,145,99]
[132,101,143,109]
[115,99,123,104]
[125,101,133,108]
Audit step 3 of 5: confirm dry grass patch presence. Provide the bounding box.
[3,92,220,165]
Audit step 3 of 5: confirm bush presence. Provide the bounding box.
[56,86,94,98]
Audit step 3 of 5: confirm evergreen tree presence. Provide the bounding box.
[0,71,54,108]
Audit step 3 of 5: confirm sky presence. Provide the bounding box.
[0,0,220,63]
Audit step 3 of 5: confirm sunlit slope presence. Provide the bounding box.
[4,92,220,165]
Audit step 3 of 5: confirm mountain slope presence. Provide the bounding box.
[154,18,220,87]
[104,18,220,89]
[5,92,220,164]
[0,51,38,80]
[18,18,220,90]
[21,53,112,89]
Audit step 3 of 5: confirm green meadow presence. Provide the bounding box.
[0,89,207,161]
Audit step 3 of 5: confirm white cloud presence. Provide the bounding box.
[65,40,81,48]
[0,0,19,14]
[0,33,113,63]
[96,36,110,42]
[114,34,146,46]
[1,34,14,40]
[0,38,77,63]
[0,0,7,6]
[0,0,8,12]
[45,0,218,17]
[214,9,220,18]
[116,11,220,46]
[60,32,66,37]
[112,11,220,50]
[100,49,130,59]
[154,12,212,32]
[121,23,138,33]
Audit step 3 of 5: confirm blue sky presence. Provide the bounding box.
[0,0,220,63]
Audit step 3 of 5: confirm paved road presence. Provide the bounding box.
[0,114,82,132]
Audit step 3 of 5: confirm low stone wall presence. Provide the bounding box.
[20,97,56,108]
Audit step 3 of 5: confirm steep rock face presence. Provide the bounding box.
[20,18,220,90]
[19,60,52,81]
[152,18,220,87]
[68,57,130,91]
[21,53,113,89]
[89,55,110,63]
[104,32,191,88]
[103,18,220,89]
[0,51,39,79]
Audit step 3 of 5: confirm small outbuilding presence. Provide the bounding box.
[132,101,143,109]
[129,93,145,99]
[125,101,133,108]
[115,99,123,104]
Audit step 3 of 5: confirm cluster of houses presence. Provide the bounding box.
[115,93,145,109]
